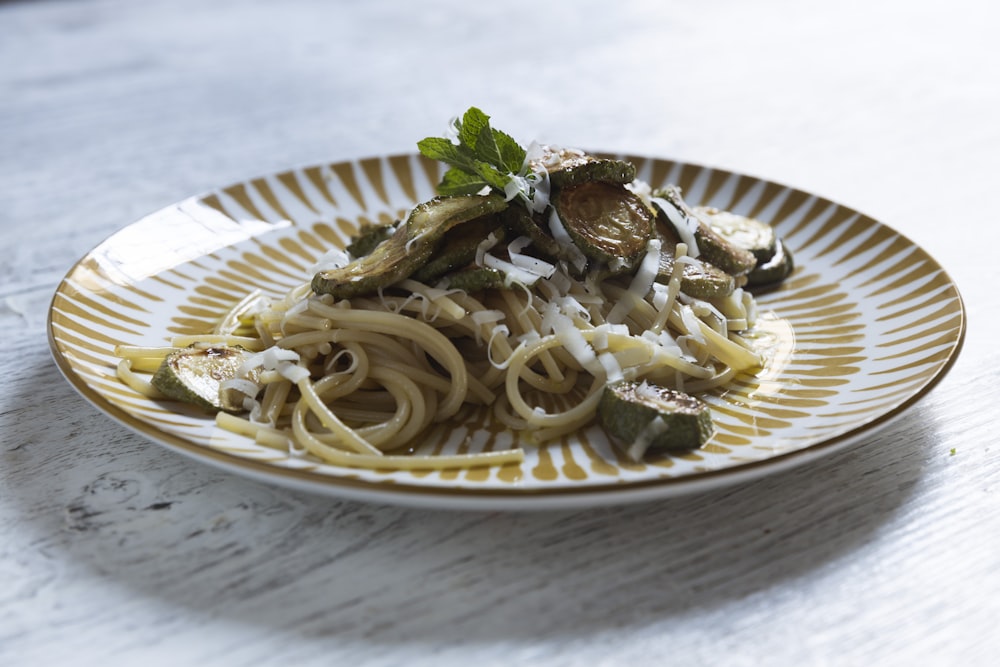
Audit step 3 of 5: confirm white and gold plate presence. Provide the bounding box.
[47,154,966,509]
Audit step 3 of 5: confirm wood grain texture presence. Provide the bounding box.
[2,0,998,665]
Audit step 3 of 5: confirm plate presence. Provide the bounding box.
[48,153,966,509]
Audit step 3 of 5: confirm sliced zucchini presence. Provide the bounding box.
[346,220,396,258]
[505,204,591,276]
[655,251,736,299]
[313,222,417,298]
[746,238,794,286]
[529,145,636,188]
[151,346,260,413]
[552,182,653,269]
[653,219,735,298]
[694,206,777,264]
[312,194,507,299]
[505,205,564,261]
[653,186,756,277]
[440,266,507,292]
[597,381,714,459]
[411,214,506,283]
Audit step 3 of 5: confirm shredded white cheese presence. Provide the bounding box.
[653,196,700,257]
[475,232,501,266]
[607,238,662,324]
[679,305,707,344]
[471,309,505,327]
[627,416,670,462]
[483,253,545,287]
[487,325,514,369]
[220,377,260,398]
[553,322,602,375]
[279,364,311,383]
[508,236,556,279]
[598,351,624,384]
[547,210,588,273]
[545,268,573,296]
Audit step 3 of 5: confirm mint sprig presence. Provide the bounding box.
[417,107,527,196]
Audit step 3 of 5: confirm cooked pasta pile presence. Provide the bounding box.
[115,237,764,470]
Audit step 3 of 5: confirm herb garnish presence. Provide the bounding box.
[417,107,528,196]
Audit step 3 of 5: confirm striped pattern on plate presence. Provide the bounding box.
[47,154,965,508]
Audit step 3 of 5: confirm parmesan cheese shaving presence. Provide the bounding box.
[508,235,556,278]
[475,232,501,266]
[526,168,550,213]
[280,364,311,383]
[241,347,301,375]
[627,416,669,462]
[471,309,505,326]
[487,325,513,369]
[598,351,624,384]
[653,196,700,257]
[553,320,602,376]
[547,209,588,273]
[398,280,467,321]
[607,239,662,324]
[483,253,545,286]
[679,305,707,344]
[651,242,687,334]
[220,378,261,398]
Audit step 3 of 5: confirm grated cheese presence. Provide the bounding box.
[653,196,700,257]
[483,253,546,287]
[547,209,588,273]
[598,351,624,384]
[626,416,670,462]
[607,239,662,324]
[508,236,556,278]
[279,364,311,383]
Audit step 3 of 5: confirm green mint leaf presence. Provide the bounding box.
[419,107,528,196]
[417,136,458,161]
[493,129,526,174]
[475,124,502,167]
[458,107,491,153]
[417,137,476,171]
[437,167,489,195]
[473,161,508,190]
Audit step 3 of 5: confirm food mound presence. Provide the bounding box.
[116,108,794,471]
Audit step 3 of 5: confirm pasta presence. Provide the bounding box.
[115,237,767,469]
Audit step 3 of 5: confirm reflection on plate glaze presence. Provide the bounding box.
[709,313,797,453]
[48,153,965,506]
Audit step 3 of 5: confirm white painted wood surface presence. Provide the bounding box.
[2,0,996,664]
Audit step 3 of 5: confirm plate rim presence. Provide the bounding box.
[46,152,968,508]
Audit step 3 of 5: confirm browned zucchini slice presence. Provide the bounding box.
[552,182,653,269]
[152,346,260,413]
[653,219,735,298]
[529,145,636,188]
[694,206,777,264]
[411,214,506,283]
[312,194,507,299]
[653,186,756,277]
[505,205,562,259]
[746,238,794,286]
[597,381,714,459]
[346,220,397,258]
[441,266,508,291]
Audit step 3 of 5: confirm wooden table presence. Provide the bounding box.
[3,0,996,664]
